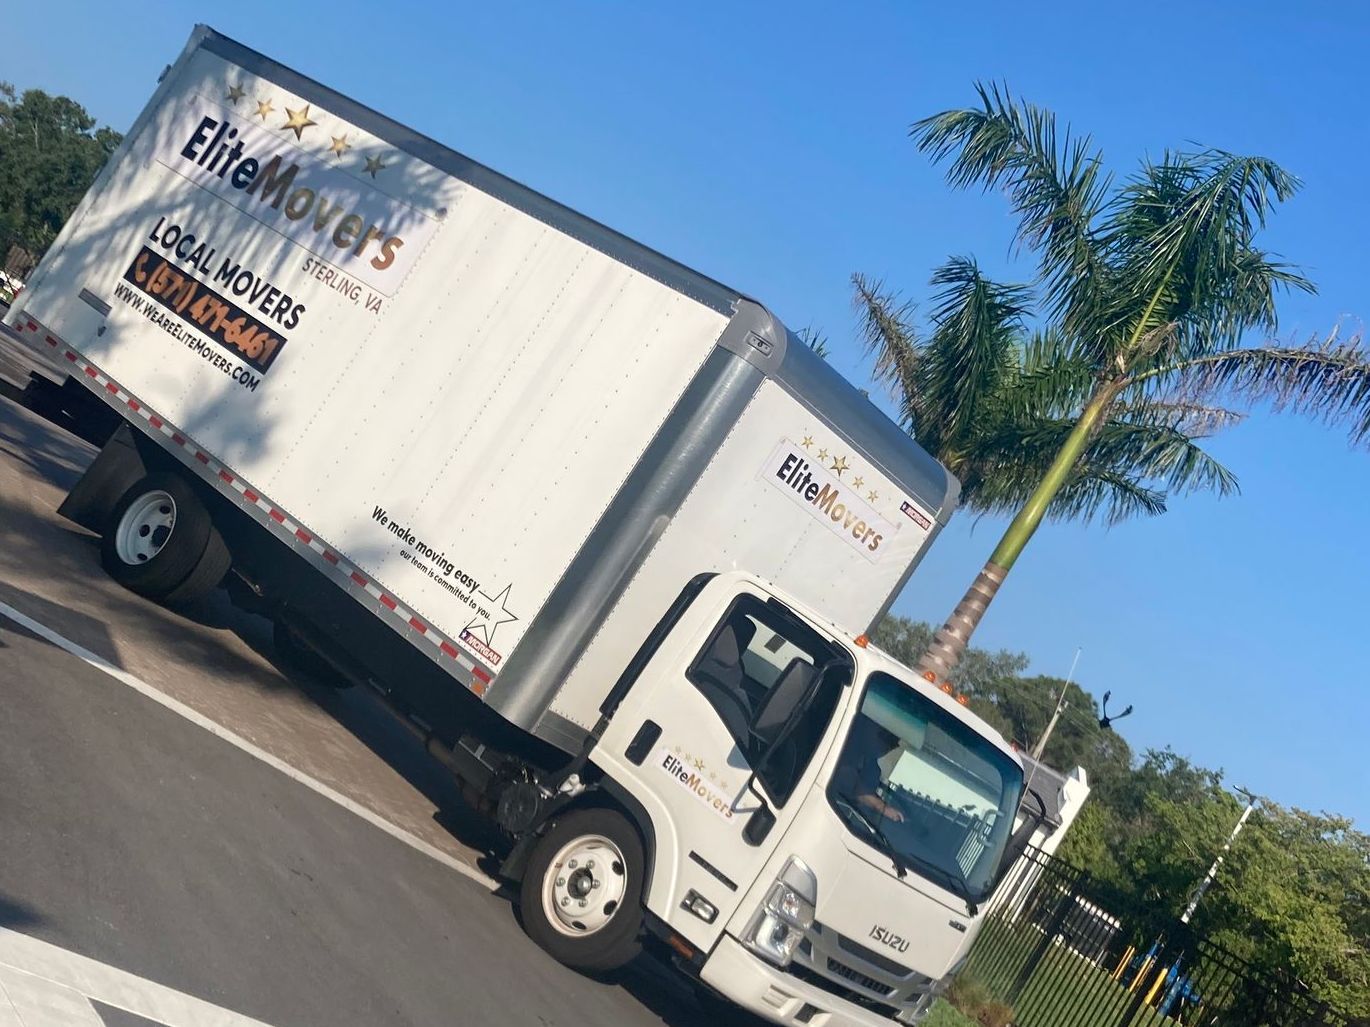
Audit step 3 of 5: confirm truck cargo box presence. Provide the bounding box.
[8,26,957,751]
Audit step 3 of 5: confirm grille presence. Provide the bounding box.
[787,962,901,1019]
[827,957,896,996]
[835,932,918,978]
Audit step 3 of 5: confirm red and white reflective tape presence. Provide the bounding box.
[8,314,495,698]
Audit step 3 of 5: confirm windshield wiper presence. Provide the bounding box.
[900,850,978,914]
[837,798,908,879]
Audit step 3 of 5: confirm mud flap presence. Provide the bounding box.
[57,421,147,532]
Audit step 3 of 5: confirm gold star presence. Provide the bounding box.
[817,448,829,461]
[830,455,849,476]
[281,105,317,140]
[328,134,352,158]
[691,756,706,771]
[801,435,814,450]
[225,84,245,105]
[868,490,880,502]
[255,99,274,120]
[363,153,390,178]
[853,476,865,489]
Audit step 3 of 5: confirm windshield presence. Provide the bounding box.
[827,672,1024,903]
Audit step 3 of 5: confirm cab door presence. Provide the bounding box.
[593,574,853,950]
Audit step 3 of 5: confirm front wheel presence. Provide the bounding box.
[518,807,645,973]
[100,471,229,604]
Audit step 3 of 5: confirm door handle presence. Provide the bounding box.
[625,720,661,765]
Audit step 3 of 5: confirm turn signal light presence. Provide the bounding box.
[854,634,869,648]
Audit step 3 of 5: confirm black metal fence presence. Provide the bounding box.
[963,845,1350,1027]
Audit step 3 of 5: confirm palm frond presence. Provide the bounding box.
[1159,334,1370,443]
[1084,419,1240,500]
[1000,329,1097,418]
[1052,470,1169,524]
[851,273,924,436]
[1115,396,1247,438]
[911,81,1110,336]
[922,256,1032,441]
[1104,151,1315,366]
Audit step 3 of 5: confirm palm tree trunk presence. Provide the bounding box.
[916,382,1121,686]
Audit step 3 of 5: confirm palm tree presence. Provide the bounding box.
[858,84,1370,687]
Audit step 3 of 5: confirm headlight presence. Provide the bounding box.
[765,881,814,929]
[743,858,816,967]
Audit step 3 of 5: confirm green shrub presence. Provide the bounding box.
[946,975,993,1013]
[924,1000,981,1027]
[942,975,1016,1027]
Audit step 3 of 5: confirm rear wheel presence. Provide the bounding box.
[519,807,645,973]
[101,471,229,604]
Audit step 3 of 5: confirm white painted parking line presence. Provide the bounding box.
[0,929,272,1026]
[0,964,106,1027]
[0,598,498,893]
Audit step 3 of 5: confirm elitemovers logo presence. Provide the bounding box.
[762,439,900,561]
[654,748,736,821]
[159,106,437,294]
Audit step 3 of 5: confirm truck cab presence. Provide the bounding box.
[520,571,1031,1025]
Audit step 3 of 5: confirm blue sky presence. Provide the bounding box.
[9,1,1368,824]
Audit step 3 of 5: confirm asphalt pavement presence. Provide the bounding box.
[0,329,715,1025]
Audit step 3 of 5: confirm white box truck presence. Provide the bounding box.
[6,27,1046,1025]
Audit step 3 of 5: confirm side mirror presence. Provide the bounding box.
[991,788,1048,890]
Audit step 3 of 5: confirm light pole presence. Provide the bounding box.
[1180,789,1257,925]
[1030,647,1081,760]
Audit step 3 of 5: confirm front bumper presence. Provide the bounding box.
[700,935,929,1026]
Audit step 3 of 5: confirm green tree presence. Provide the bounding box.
[1057,751,1370,1016]
[858,84,1370,686]
[0,84,122,260]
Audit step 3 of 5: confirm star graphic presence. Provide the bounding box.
[328,135,352,158]
[830,455,849,476]
[817,448,829,461]
[225,84,245,105]
[801,435,814,450]
[462,583,520,646]
[364,153,389,178]
[281,105,317,140]
[868,490,880,502]
[853,476,865,489]
[691,756,706,771]
[255,99,274,120]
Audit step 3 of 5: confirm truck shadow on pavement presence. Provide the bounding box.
[0,394,91,493]
[0,892,41,931]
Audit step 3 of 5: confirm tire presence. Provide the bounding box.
[519,807,646,973]
[100,472,228,603]
[273,619,352,688]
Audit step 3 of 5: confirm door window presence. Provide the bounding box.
[686,595,849,804]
